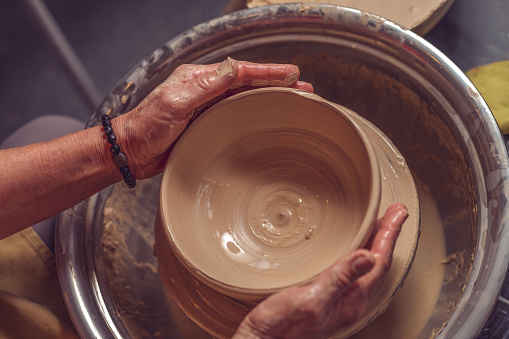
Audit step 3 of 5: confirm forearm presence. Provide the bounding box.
[0,125,120,239]
[0,60,311,240]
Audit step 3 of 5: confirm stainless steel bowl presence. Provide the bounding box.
[56,4,509,338]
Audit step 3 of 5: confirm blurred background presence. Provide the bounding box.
[1,0,508,143]
[0,0,229,143]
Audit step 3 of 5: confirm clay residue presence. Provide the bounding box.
[100,177,192,338]
[215,57,235,78]
[250,71,298,86]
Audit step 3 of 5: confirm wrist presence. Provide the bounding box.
[100,114,136,188]
[89,124,121,184]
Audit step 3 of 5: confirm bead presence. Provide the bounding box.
[113,153,127,167]
[125,178,136,188]
[107,133,116,144]
[119,166,131,177]
[101,114,135,189]
[101,115,111,126]
[103,125,113,135]
[110,144,120,155]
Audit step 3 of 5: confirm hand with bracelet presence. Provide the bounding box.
[0,57,407,338]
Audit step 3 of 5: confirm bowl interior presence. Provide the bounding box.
[160,88,380,295]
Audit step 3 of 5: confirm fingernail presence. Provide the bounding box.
[283,71,299,86]
[353,255,374,275]
[386,203,408,214]
[216,57,235,78]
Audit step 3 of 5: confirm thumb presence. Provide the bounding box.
[318,250,375,298]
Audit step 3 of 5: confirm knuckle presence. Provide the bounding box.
[329,266,354,290]
[193,74,213,92]
[156,91,189,117]
[379,258,391,274]
[158,94,180,112]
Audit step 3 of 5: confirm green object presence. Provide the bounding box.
[466,60,509,134]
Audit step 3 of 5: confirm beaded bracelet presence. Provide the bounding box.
[101,115,136,188]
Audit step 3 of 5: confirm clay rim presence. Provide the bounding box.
[159,87,382,296]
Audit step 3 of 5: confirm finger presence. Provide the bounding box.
[314,249,375,302]
[168,62,225,84]
[231,61,302,89]
[163,57,240,118]
[364,216,383,250]
[289,80,314,92]
[169,59,310,95]
[370,203,407,257]
[359,203,408,293]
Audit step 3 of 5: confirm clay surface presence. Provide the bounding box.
[159,88,381,299]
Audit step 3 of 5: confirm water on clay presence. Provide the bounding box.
[101,174,446,339]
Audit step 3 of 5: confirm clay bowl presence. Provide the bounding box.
[154,88,420,338]
[158,87,381,302]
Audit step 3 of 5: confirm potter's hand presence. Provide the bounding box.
[233,203,408,339]
[113,58,313,179]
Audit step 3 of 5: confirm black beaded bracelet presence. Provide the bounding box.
[101,114,136,188]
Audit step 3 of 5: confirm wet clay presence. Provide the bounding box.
[155,88,421,338]
[159,88,382,300]
[103,175,444,339]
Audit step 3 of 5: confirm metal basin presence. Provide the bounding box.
[56,4,509,338]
